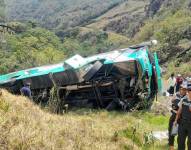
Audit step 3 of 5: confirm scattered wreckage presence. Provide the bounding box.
[0,40,162,111]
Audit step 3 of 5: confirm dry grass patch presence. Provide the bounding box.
[0,90,169,150]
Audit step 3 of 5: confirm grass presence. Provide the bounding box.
[87,0,148,29]
[0,90,170,150]
[107,32,129,45]
[165,61,191,79]
[78,27,129,47]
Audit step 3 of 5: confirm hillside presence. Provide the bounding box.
[133,3,191,76]
[4,0,191,37]
[1,0,191,75]
[87,0,149,37]
[4,0,151,37]
[0,90,169,150]
[5,0,124,29]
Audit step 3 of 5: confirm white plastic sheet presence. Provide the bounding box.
[153,131,168,141]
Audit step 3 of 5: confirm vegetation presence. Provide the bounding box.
[133,9,191,75]
[88,0,149,37]
[0,22,129,74]
[0,25,65,73]
[0,90,169,150]
[5,0,123,29]
[135,10,191,49]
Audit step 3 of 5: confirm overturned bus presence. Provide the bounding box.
[0,41,162,111]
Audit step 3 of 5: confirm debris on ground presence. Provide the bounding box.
[153,131,168,141]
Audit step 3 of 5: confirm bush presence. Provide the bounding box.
[0,27,65,73]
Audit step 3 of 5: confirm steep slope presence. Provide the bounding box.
[4,0,151,38]
[5,0,124,29]
[5,0,191,38]
[133,0,191,76]
[0,90,169,150]
[87,0,150,37]
[5,0,151,38]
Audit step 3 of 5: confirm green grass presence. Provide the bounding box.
[117,111,169,149]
